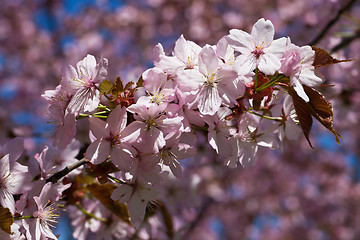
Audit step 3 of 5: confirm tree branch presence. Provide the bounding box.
[308,0,358,46]
[331,30,360,53]
[46,158,89,184]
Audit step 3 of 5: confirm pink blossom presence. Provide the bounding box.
[25,183,61,240]
[278,96,302,142]
[68,199,102,240]
[111,180,160,224]
[156,132,197,178]
[280,44,323,102]
[86,106,136,170]
[34,139,81,180]
[61,54,108,115]
[42,85,76,150]
[154,35,202,73]
[227,18,287,75]
[0,154,30,214]
[205,107,237,160]
[124,101,183,153]
[142,67,176,106]
[177,45,240,115]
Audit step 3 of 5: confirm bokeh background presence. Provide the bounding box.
[1,0,360,239]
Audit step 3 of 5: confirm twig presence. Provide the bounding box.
[46,158,89,184]
[182,198,214,239]
[331,30,360,53]
[308,0,358,46]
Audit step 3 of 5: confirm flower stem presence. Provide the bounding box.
[256,74,285,92]
[76,204,107,223]
[14,215,34,220]
[248,110,282,122]
[107,174,126,184]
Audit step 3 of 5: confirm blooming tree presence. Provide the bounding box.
[0,15,354,240]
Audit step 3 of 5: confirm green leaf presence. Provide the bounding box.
[87,183,132,225]
[99,80,113,94]
[0,206,13,234]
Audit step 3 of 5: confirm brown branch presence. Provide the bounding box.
[331,30,360,53]
[46,158,89,184]
[309,0,358,46]
[182,198,214,239]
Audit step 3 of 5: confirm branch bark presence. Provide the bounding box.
[308,0,358,46]
[46,158,89,184]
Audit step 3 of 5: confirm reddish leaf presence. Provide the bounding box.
[303,85,341,144]
[87,183,132,225]
[111,77,124,95]
[312,46,352,68]
[289,88,314,148]
[0,206,13,234]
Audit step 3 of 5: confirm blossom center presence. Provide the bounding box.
[159,148,177,166]
[33,201,60,228]
[252,46,264,58]
[204,73,217,87]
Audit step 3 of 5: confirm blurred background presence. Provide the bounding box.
[1,0,360,239]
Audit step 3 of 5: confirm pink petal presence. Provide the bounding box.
[89,116,109,139]
[107,106,127,135]
[86,139,111,164]
[198,45,219,76]
[251,18,274,47]
[196,85,221,115]
[227,29,253,54]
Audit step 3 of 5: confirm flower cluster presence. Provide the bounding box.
[1,18,346,240]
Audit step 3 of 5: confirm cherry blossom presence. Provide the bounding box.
[227,18,287,75]
[0,154,30,214]
[61,54,108,115]
[280,43,323,102]
[85,105,136,170]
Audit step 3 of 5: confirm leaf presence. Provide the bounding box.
[99,80,113,95]
[123,81,134,91]
[312,46,353,68]
[0,206,13,234]
[87,183,132,225]
[303,85,342,144]
[111,77,124,95]
[289,87,314,148]
[136,75,144,88]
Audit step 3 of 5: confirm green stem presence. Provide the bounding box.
[14,215,34,220]
[256,75,285,92]
[248,110,282,122]
[107,175,126,184]
[97,104,111,111]
[76,205,107,223]
[93,111,109,116]
[95,85,113,102]
[93,115,108,119]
